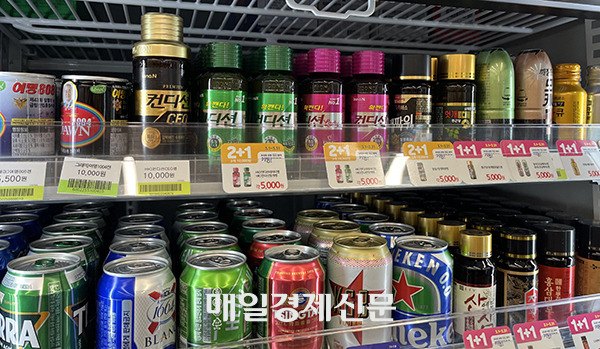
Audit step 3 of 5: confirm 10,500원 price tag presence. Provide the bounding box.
[324,142,385,189]
[403,141,463,186]
[221,143,288,194]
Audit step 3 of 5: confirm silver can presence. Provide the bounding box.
[117,213,164,228]
[53,210,107,237]
[331,203,368,220]
[106,238,171,267]
[172,210,219,239]
[177,221,229,248]
[112,224,169,247]
[308,220,362,266]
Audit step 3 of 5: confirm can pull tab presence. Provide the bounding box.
[352,236,372,246]
[283,248,301,258]
[208,256,231,266]
[35,258,56,268]
[55,241,80,248]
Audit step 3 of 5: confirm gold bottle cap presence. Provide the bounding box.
[587,65,600,82]
[460,229,492,258]
[437,220,466,247]
[400,207,425,227]
[331,233,390,260]
[438,54,475,80]
[417,213,444,237]
[554,63,581,80]
[361,193,378,207]
[373,196,393,214]
[386,201,408,221]
[431,56,438,81]
[133,12,190,59]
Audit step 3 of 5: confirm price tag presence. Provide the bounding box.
[135,160,190,196]
[403,141,463,186]
[58,158,121,197]
[324,142,385,189]
[454,141,511,184]
[0,162,47,201]
[348,342,401,349]
[463,326,516,349]
[513,319,565,349]
[501,140,558,182]
[556,140,600,179]
[221,143,288,194]
[550,153,568,180]
[568,312,600,349]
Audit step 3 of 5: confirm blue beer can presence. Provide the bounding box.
[0,224,28,257]
[0,213,42,242]
[392,236,454,348]
[105,238,171,268]
[348,212,390,233]
[369,222,415,250]
[2,203,51,226]
[97,256,176,349]
[0,240,14,279]
[330,203,368,220]
[316,195,350,209]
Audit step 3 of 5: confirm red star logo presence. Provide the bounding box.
[329,270,384,345]
[392,271,423,311]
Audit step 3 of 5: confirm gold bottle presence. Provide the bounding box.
[552,63,587,140]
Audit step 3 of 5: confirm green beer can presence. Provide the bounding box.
[176,221,229,249]
[180,234,241,269]
[179,250,252,346]
[0,253,89,348]
[41,222,103,254]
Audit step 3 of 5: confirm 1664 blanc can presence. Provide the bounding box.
[97,256,176,349]
[247,230,302,269]
[42,222,103,253]
[105,238,171,268]
[257,245,325,349]
[0,72,56,156]
[308,220,361,266]
[293,209,339,244]
[0,213,42,242]
[179,234,241,270]
[392,236,454,348]
[0,225,27,257]
[0,240,13,279]
[0,253,89,348]
[326,233,393,348]
[240,218,286,252]
[179,251,252,346]
[177,221,229,249]
[369,222,415,249]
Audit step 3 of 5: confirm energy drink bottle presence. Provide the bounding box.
[476,48,514,141]
[585,65,600,140]
[249,46,297,158]
[347,51,388,152]
[553,63,587,140]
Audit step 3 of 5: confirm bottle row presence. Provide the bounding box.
[0,186,596,348]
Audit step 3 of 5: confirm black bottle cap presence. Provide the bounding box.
[500,227,537,259]
[452,198,482,210]
[457,211,487,224]
[477,203,503,211]
[576,219,600,255]
[500,200,530,211]
[533,223,575,256]
[527,205,559,216]
[483,208,522,223]
[546,211,579,226]
[515,214,553,229]
[473,218,504,231]
[392,54,431,80]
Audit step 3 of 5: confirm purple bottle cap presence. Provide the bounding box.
[308,48,340,74]
[341,56,353,78]
[353,50,385,75]
[293,53,309,77]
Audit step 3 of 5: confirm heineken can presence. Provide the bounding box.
[180,234,241,270]
[105,238,171,268]
[247,230,302,269]
[0,225,27,257]
[2,204,51,226]
[54,210,106,237]
[97,256,176,348]
[231,208,273,238]
[326,233,393,348]
[112,224,169,248]
[222,200,261,224]
[171,210,219,242]
[239,218,286,252]
[369,222,415,249]
[176,201,216,214]
[293,209,339,244]
[0,253,89,348]
[179,251,252,346]
[392,236,454,348]
[308,220,361,266]
[331,203,368,220]
[177,221,229,249]
[0,240,13,279]
[117,213,164,229]
[42,222,103,253]
[316,195,350,209]
[0,213,42,242]
[257,245,325,348]
[348,212,390,233]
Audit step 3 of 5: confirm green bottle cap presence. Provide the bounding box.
[206,42,242,69]
[259,46,292,72]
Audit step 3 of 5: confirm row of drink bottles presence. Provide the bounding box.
[0,190,596,348]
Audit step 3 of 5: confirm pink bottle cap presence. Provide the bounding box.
[308,48,340,74]
[352,50,385,75]
[341,56,353,78]
[233,167,239,171]
[293,53,309,77]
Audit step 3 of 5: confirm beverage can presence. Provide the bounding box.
[42,222,103,253]
[239,218,286,251]
[308,220,361,266]
[0,213,42,242]
[369,222,415,249]
[177,221,229,249]
[293,209,338,244]
[247,230,302,269]
[180,234,241,269]
[105,238,171,267]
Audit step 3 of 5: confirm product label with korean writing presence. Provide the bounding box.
[453,282,496,334]
[203,89,247,157]
[539,265,574,320]
[497,268,538,325]
[302,93,344,155]
[349,94,388,151]
[575,255,600,296]
[251,92,296,153]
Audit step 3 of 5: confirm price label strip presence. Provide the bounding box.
[348,342,401,349]
[500,140,559,182]
[135,160,191,196]
[58,158,122,197]
[403,141,463,186]
[324,142,385,189]
[454,141,511,184]
[568,312,600,349]
[221,143,288,194]
[0,162,47,201]
[556,140,600,180]
[463,326,516,349]
[513,319,565,349]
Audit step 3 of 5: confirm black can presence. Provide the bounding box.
[60,75,130,155]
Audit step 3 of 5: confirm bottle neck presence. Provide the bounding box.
[555,78,581,85]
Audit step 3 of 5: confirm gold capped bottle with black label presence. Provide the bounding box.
[132,12,195,154]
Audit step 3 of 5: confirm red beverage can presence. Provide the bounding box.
[247,230,302,269]
[257,245,325,348]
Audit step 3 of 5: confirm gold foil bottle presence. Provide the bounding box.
[132,13,193,154]
[586,65,600,124]
[552,63,587,140]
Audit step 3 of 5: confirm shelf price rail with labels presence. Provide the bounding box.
[1,123,600,202]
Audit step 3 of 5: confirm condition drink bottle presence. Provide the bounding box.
[553,63,587,140]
